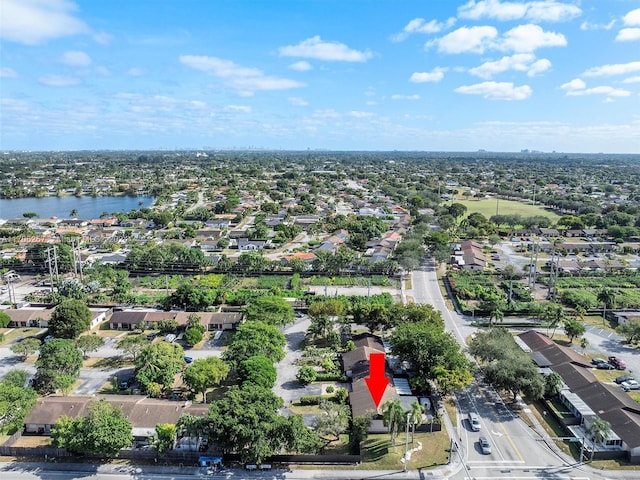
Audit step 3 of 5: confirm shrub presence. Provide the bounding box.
[315,373,347,382]
[299,395,324,405]
[297,366,317,385]
[326,386,335,393]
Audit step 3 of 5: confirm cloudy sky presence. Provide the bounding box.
[1,0,639,153]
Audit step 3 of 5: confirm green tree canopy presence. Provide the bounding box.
[390,321,472,392]
[34,339,83,394]
[117,334,150,360]
[244,296,294,326]
[222,321,286,366]
[237,355,277,389]
[51,399,133,457]
[0,371,38,434]
[208,384,284,463]
[182,357,230,403]
[10,337,41,361]
[75,335,105,358]
[49,299,92,339]
[0,311,10,328]
[135,341,184,394]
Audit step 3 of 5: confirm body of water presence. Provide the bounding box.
[0,195,155,220]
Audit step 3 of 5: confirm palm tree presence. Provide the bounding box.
[543,302,565,339]
[580,337,589,354]
[382,399,405,446]
[408,401,423,443]
[597,287,616,326]
[586,417,612,459]
[575,305,587,322]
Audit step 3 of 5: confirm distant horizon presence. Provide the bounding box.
[1,1,639,153]
[3,148,640,156]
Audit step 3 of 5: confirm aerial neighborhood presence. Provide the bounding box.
[2,151,640,474]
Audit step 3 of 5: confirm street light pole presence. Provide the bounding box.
[404,412,410,472]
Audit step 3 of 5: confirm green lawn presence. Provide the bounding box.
[359,431,450,470]
[453,198,561,222]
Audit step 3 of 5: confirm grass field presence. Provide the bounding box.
[452,198,561,222]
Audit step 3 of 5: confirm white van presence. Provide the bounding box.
[469,412,481,432]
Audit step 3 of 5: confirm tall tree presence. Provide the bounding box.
[311,401,349,449]
[244,296,294,326]
[208,384,283,463]
[382,399,406,446]
[75,335,105,358]
[10,337,41,361]
[182,357,230,403]
[34,339,83,395]
[586,416,612,458]
[117,334,150,361]
[49,299,92,339]
[51,399,133,457]
[222,321,286,366]
[564,318,586,343]
[237,355,277,389]
[135,341,184,394]
[0,371,38,434]
[597,287,616,326]
[408,400,423,443]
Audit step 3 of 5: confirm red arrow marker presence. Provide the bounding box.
[365,352,389,409]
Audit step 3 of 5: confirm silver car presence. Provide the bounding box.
[479,436,491,454]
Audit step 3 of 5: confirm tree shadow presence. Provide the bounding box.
[93,356,132,369]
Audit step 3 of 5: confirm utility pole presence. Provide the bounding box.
[47,248,55,292]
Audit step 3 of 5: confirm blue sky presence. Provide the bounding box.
[1,0,639,153]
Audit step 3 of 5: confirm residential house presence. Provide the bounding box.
[518,330,640,463]
[451,240,486,271]
[24,395,209,445]
[4,307,108,329]
[108,310,243,331]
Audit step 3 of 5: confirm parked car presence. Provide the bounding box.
[622,380,640,391]
[597,362,616,370]
[479,436,491,455]
[184,356,193,363]
[608,356,627,370]
[469,412,481,432]
[591,357,606,366]
[615,375,635,384]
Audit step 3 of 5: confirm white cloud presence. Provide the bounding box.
[561,78,586,90]
[61,50,91,67]
[289,97,309,106]
[458,0,581,22]
[289,61,312,71]
[428,26,498,54]
[469,53,551,78]
[561,78,631,98]
[0,67,18,78]
[391,17,456,42]
[623,8,640,26]
[616,28,640,42]
[409,67,447,83]
[454,81,532,100]
[0,0,90,45]
[391,94,421,100]
[38,74,81,87]
[428,24,565,54]
[278,36,373,62]
[621,76,640,84]
[224,105,252,113]
[500,24,566,53]
[95,66,111,76]
[312,109,341,119]
[179,55,305,94]
[583,61,640,77]
[580,20,616,31]
[348,111,375,118]
[568,86,631,97]
[127,67,146,76]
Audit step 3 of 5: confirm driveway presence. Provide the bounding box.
[273,317,321,422]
